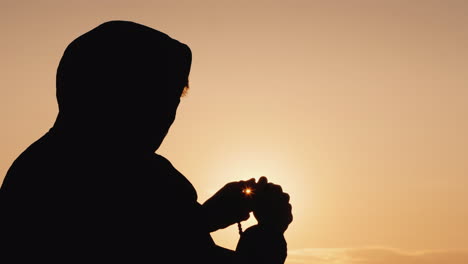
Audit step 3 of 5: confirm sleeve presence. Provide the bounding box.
[235,225,288,264]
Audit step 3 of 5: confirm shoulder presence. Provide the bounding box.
[2,132,55,190]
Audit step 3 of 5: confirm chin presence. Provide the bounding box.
[149,134,167,152]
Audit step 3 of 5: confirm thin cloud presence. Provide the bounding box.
[287,247,468,264]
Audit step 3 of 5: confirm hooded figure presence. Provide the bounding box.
[1,21,290,264]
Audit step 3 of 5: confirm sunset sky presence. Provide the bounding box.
[1,1,468,263]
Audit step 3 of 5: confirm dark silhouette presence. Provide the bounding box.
[1,21,292,263]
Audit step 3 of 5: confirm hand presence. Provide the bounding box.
[252,177,293,233]
[202,178,256,232]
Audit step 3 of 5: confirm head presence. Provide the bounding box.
[54,21,191,152]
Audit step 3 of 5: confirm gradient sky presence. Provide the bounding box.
[1,1,468,263]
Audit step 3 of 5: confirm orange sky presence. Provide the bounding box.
[1,1,468,263]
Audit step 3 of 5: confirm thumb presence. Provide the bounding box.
[239,212,250,222]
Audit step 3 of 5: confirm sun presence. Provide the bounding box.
[242,187,253,196]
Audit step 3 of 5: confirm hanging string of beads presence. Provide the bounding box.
[237,222,243,236]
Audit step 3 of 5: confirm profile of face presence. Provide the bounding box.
[132,91,183,151]
[54,21,191,152]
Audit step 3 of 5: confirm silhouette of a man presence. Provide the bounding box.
[1,21,292,263]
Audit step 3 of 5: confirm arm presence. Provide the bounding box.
[236,225,287,264]
[205,231,286,264]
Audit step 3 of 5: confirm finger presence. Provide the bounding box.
[240,212,250,222]
[258,176,268,184]
[278,203,293,223]
[267,183,283,193]
[276,200,291,209]
[245,178,256,188]
[226,181,240,189]
[257,176,268,186]
[287,204,293,223]
[256,176,268,192]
